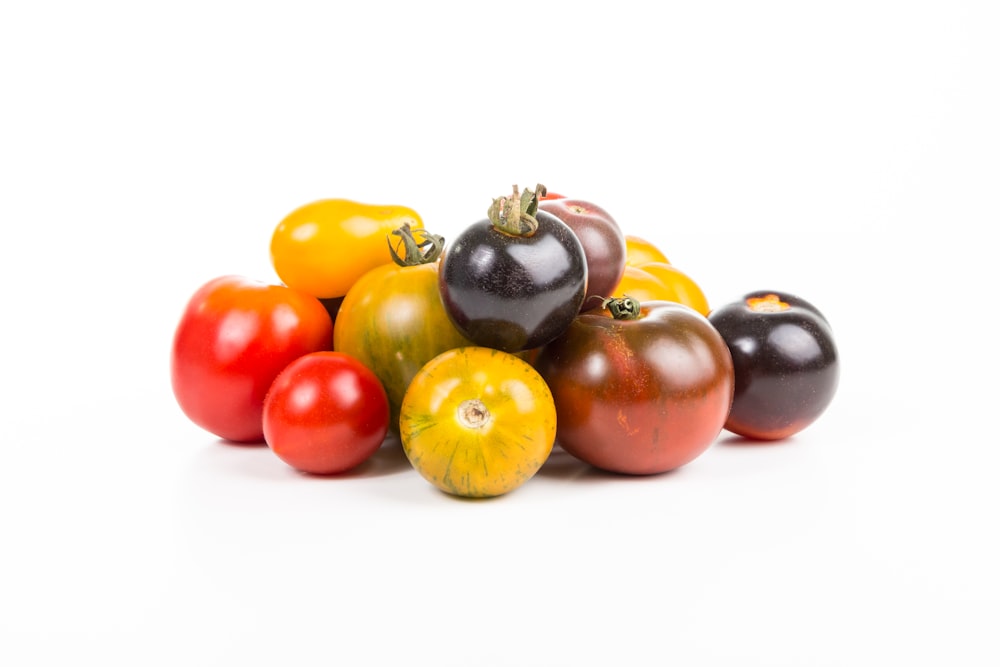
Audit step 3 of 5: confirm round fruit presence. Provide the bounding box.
[263,351,390,474]
[438,184,588,352]
[334,224,473,432]
[170,275,333,443]
[538,197,627,310]
[708,291,839,440]
[535,297,734,475]
[399,346,557,498]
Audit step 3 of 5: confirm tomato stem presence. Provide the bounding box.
[487,184,547,236]
[388,223,445,266]
[457,399,491,429]
[601,295,641,320]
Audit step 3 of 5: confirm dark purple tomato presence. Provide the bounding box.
[538,198,626,311]
[535,298,735,475]
[438,185,588,352]
[708,291,839,440]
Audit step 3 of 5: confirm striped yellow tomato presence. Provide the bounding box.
[399,347,556,498]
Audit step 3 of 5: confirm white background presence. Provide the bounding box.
[2,1,998,665]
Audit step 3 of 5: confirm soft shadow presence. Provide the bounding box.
[536,443,684,484]
[214,437,267,448]
[288,434,413,480]
[717,433,800,447]
[202,433,412,480]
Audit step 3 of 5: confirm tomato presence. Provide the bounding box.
[270,198,424,299]
[171,275,334,443]
[439,184,588,352]
[262,351,390,474]
[632,262,710,316]
[607,265,669,302]
[624,235,669,266]
[535,298,734,475]
[538,197,627,311]
[539,191,566,200]
[399,347,557,498]
[334,225,473,432]
[609,263,710,316]
[708,291,839,440]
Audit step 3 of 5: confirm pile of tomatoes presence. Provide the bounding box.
[170,185,839,498]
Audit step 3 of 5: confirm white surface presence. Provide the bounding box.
[2,1,998,665]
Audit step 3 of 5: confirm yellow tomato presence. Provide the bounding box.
[610,263,710,316]
[624,235,670,266]
[639,262,710,316]
[399,347,557,498]
[607,265,670,302]
[270,199,423,299]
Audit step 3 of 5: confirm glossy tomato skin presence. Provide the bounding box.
[631,262,710,316]
[334,260,474,433]
[609,264,710,316]
[399,346,556,498]
[538,198,627,311]
[262,352,389,474]
[708,291,838,440]
[171,276,334,443]
[438,210,588,352]
[535,301,735,475]
[270,199,423,299]
[624,235,670,266]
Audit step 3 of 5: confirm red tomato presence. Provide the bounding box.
[170,275,334,443]
[535,298,734,475]
[263,352,390,474]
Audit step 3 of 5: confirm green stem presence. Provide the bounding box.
[601,295,642,320]
[388,224,445,266]
[487,184,547,236]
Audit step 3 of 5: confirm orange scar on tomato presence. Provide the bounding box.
[616,409,640,436]
[746,294,790,313]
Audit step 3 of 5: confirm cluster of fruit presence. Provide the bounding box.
[170,185,839,498]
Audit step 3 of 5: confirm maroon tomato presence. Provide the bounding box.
[538,197,627,311]
[535,298,735,475]
[263,352,389,474]
[171,275,333,443]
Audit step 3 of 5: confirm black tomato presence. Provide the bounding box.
[438,185,588,352]
[708,291,839,440]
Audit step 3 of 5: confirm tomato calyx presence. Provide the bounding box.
[600,294,642,320]
[746,293,790,313]
[388,223,445,266]
[487,183,547,237]
[457,398,492,429]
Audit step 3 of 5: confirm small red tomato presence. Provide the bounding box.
[171,275,333,443]
[263,352,390,475]
[538,191,567,200]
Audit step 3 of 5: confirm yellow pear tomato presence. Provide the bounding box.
[270,198,423,299]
